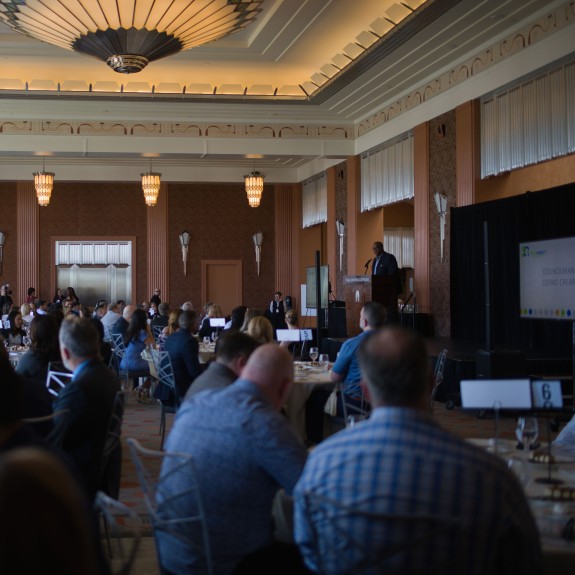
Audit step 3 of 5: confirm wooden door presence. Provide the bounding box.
[201,260,242,316]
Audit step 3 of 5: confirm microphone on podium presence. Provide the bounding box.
[364,258,372,274]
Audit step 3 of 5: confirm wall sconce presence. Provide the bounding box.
[336,219,345,271]
[252,231,263,276]
[179,231,190,276]
[0,230,5,275]
[434,192,448,262]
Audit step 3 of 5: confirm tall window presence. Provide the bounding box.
[361,133,414,212]
[302,173,327,228]
[481,59,575,177]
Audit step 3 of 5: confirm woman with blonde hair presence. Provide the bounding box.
[159,308,182,350]
[198,303,223,340]
[246,315,274,345]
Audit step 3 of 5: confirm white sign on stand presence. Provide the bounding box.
[460,379,532,410]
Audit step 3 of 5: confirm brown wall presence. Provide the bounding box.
[167,182,276,312]
[476,153,575,203]
[0,183,18,293]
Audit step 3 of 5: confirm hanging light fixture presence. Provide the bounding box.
[244,169,265,208]
[0,0,263,74]
[33,157,55,207]
[142,159,161,207]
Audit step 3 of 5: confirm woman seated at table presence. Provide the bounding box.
[246,316,274,345]
[1,309,26,347]
[198,304,224,340]
[121,309,155,399]
[159,309,182,350]
[240,307,263,333]
[16,314,61,382]
[279,309,302,356]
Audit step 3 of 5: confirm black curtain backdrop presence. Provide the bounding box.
[450,183,575,357]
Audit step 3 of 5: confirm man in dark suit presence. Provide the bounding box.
[163,309,202,400]
[54,315,120,500]
[371,241,399,277]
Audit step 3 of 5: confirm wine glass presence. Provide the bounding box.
[516,417,539,450]
[319,353,330,371]
[309,347,319,362]
[202,336,210,346]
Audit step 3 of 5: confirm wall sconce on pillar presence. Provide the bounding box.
[0,230,5,275]
[336,219,345,271]
[252,231,263,276]
[179,231,190,276]
[434,193,448,262]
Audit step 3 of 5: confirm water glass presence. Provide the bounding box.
[319,353,330,371]
[309,347,319,362]
[203,336,210,346]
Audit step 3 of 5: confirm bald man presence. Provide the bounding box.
[109,303,136,340]
[160,344,308,575]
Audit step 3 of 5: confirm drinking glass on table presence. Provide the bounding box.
[202,336,210,346]
[309,347,319,362]
[319,353,330,371]
[516,417,539,450]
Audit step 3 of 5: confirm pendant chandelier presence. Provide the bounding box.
[0,0,263,74]
[244,170,264,208]
[33,158,55,207]
[142,160,161,206]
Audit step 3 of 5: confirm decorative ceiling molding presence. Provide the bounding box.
[357,0,575,138]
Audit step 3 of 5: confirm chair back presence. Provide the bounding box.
[302,491,461,575]
[430,348,448,411]
[154,350,179,404]
[127,438,213,575]
[152,325,164,345]
[94,491,143,575]
[45,363,74,398]
[111,333,126,359]
[24,408,70,448]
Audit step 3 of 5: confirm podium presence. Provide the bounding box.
[344,275,398,336]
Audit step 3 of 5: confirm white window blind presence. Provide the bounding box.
[481,60,575,178]
[302,173,327,228]
[384,227,414,269]
[360,133,414,212]
[55,241,132,265]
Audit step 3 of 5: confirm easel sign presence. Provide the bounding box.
[460,379,532,410]
[531,380,563,410]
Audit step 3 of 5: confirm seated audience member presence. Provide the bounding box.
[305,301,385,445]
[158,308,181,350]
[110,303,136,340]
[25,287,36,304]
[151,302,170,330]
[16,314,61,411]
[100,302,121,342]
[185,331,258,401]
[148,301,158,320]
[181,301,195,312]
[161,344,308,575]
[162,310,202,400]
[20,302,34,326]
[54,315,121,500]
[279,309,302,356]
[1,308,26,346]
[0,447,104,575]
[121,309,154,396]
[240,307,263,333]
[198,303,224,340]
[223,305,247,331]
[65,286,80,306]
[246,315,274,345]
[141,300,151,318]
[53,288,64,305]
[294,326,542,575]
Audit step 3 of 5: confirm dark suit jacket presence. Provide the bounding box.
[372,251,399,276]
[163,330,202,399]
[53,358,120,499]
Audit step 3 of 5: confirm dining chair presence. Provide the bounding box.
[430,348,448,412]
[45,363,74,398]
[98,390,128,499]
[126,438,213,575]
[24,408,70,448]
[152,350,179,449]
[94,490,143,575]
[111,332,149,392]
[301,491,462,575]
[152,325,164,345]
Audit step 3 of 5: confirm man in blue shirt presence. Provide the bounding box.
[160,344,308,575]
[305,301,385,444]
[294,326,542,575]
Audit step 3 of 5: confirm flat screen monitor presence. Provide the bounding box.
[306,265,329,309]
[519,236,575,320]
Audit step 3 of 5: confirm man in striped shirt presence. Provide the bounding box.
[294,326,542,575]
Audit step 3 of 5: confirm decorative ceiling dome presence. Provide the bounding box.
[0,0,263,73]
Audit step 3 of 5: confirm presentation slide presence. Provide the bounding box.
[519,236,575,320]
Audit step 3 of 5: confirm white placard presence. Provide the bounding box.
[209,318,226,327]
[460,379,532,410]
[276,329,300,342]
[531,380,563,410]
